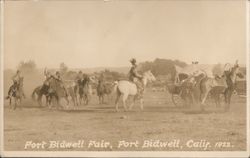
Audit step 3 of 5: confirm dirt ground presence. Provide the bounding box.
[3,88,247,151]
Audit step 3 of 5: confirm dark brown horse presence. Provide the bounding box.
[31,84,57,107]
[79,76,93,105]
[97,80,113,104]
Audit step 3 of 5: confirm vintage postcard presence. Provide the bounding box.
[0,0,249,157]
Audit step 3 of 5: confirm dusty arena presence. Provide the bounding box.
[3,72,247,151]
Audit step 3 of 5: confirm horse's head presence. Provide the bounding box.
[143,70,156,82]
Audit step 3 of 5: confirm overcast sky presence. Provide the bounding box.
[3,0,247,69]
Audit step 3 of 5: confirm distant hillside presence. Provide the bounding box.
[71,67,130,74]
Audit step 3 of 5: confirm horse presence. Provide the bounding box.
[46,76,70,109]
[78,76,94,105]
[114,70,156,112]
[67,84,79,109]
[209,86,226,108]
[6,77,24,110]
[97,80,113,104]
[223,61,244,111]
[31,84,57,107]
[199,60,243,111]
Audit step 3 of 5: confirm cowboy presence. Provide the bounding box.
[7,70,26,98]
[128,58,144,95]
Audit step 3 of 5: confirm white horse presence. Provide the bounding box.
[114,70,156,112]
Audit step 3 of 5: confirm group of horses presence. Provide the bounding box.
[31,75,95,109]
[5,60,244,112]
[175,60,244,111]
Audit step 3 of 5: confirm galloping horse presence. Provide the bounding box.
[6,77,24,110]
[114,70,156,112]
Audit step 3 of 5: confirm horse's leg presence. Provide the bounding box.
[140,98,144,110]
[57,98,63,110]
[122,94,128,111]
[101,95,104,104]
[201,90,209,111]
[87,94,90,105]
[55,95,62,110]
[48,96,54,109]
[226,90,233,111]
[79,95,82,105]
[129,96,136,110]
[73,96,77,109]
[9,98,12,109]
[14,98,17,110]
[19,97,22,110]
[63,96,70,110]
[218,94,221,108]
[115,93,121,112]
[224,88,231,111]
[84,95,87,105]
[38,95,42,107]
[45,96,49,107]
[216,93,221,108]
[86,94,90,105]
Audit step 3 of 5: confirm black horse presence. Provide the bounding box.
[32,83,58,107]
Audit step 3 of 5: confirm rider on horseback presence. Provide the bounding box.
[53,71,69,97]
[7,70,26,99]
[42,69,68,98]
[128,58,144,95]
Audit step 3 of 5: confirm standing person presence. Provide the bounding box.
[128,58,143,94]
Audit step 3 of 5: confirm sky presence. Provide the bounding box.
[3,0,247,69]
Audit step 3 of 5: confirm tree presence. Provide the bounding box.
[17,60,37,73]
[139,58,187,77]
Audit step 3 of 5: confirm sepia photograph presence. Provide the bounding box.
[0,0,249,157]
